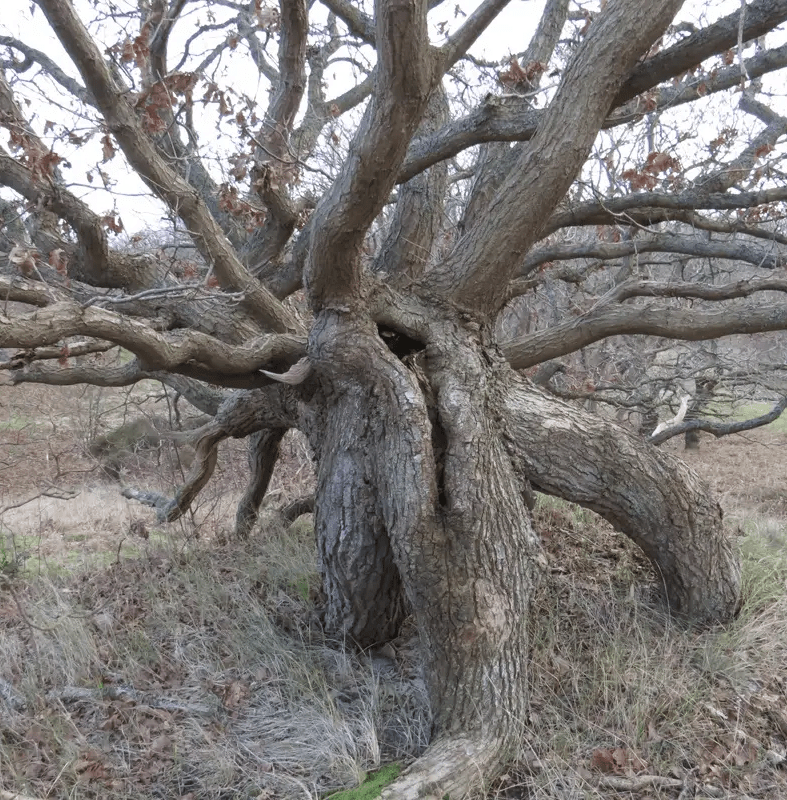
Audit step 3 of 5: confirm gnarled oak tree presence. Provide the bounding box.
[3,0,787,795]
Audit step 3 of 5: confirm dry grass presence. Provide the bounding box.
[2,384,787,799]
[489,496,787,800]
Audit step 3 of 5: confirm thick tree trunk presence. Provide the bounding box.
[501,377,741,624]
[308,314,545,798]
[309,381,408,646]
[306,313,739,797]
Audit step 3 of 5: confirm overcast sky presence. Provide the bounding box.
[0,0,782,235]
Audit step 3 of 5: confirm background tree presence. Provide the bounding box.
[2,0,787,795]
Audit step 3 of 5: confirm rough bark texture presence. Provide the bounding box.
[9,0,783,795]
[304,314,546,796]
[501,378,741,624]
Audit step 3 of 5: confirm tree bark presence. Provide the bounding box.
[235,428,287,538]
[501,377,741,624]
[307,314,546,797]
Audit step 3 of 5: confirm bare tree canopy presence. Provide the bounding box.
[2,0,787,795]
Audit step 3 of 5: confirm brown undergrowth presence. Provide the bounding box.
[2,386,787,799]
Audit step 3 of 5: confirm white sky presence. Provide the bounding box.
[0,0,782,234]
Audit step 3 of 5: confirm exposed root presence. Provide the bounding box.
[380,735,505,800]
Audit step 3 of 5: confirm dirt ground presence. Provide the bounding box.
[674,429,787,519]
[2,385,787,800]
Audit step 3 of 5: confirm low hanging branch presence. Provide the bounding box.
[0,301,305,376]
[122,385,299,527]
[650,395,787,445]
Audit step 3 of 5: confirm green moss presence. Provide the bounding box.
[325,763,401,799]
[289,574,311,603]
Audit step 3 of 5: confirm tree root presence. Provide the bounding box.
[379,735,505,800]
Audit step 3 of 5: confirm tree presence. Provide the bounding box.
[2,0,787,795]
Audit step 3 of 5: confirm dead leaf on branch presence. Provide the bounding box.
[100,214,124,234]
[48,248,68,275]
[498,59,545,90]
[8,244,38,276]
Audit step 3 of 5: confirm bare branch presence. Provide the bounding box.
[147,0,189,80]
[255,0,308,187]
[374,85,449,283]
[0,274,66,306]
[650,396,787,445]
[438,0,514,70]
[545,186,787,234]
[520,232,785,277]
[306,0,436,308]
[0,144,158,290]
[428,0,685,311]
[0,300,305,376]
[9,359,225,415]
[698,92,787,194]
[616,0,787,106]
[503,300,787,370]
[0,35,93,104]
[123,386,298,522]
[0,338,116,368]
[33,0,299,334]
[399,39,787,183]
[235,427,287,538]
[320,0,375,41]
[460,0,570,234]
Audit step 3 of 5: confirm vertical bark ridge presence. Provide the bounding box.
[308,313,546,797]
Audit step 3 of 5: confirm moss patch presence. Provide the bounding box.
[326,763,401,799]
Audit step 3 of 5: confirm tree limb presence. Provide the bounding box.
[503,300,787,370]
[0,35,93,104]
[399,39,787,183]
[320,0,375,41]
[123,386,298,522]
[33,0,299,334]
[615,0,787,106]
[545,186,787,234]
[7,358,225,415]
[429,0,685,312]
[374,86,449,284]
[519,232,785,277]
[306,0,435,308]
[650,395,787,445]
[0,300,304,375]
[438,0,514,70]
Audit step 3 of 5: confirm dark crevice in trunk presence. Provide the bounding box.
[429,405,448,509]
[377,324,426,359]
